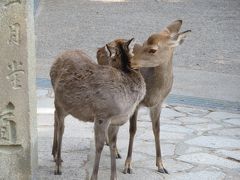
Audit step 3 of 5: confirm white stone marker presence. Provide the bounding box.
[0,0,38,179]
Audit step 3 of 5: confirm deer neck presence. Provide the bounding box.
[140,51,174,107]
[153,53,173,81]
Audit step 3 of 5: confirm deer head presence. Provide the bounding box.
[131,20,191,68]
[104,38,135,72]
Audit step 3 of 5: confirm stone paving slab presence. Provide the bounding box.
[36,89,240,179]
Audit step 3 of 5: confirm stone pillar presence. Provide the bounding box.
[0,0,38,179]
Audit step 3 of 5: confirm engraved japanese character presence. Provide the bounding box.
[0,102,16,144]
[6,60,25,89]
[4,0,21,7]
[8,23,20,45]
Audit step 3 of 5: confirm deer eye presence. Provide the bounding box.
[148,49,157,54]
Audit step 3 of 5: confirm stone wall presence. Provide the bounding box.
[0,0,38,179]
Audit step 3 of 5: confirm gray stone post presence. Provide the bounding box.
[0,0,38,179]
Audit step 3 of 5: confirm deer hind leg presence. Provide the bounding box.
[52,110,60,161]
[108,125,121,159]
[150,104,168,174]
[91,118,110,180]
[123,107,139,174]
[108,125,120,180]
[53,106,66,175]
[114,136,121,159]
[105,130,110,146]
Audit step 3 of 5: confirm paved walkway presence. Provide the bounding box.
[36,89,240,180]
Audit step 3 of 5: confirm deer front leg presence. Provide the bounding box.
[123,107,139,174]
[108,125,120,180]
[150,104,168,174]
[91,119,109,180]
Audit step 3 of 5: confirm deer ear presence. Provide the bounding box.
[169,30,191,47]
[126,38,134,46]
[124,38,135,50]
[106,44,116,57]
[165,20,183,34]
[124,38,135,56]
[104,45,110,57]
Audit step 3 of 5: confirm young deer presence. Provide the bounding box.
[50,38,162,180]
[97,20,191,174]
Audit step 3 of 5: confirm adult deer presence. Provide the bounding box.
[50,38,166,180]
[97,20,191,174]
[127,20,191,174]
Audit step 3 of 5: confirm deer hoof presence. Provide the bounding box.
[158,167,169,174]
[53,158,63,162]
[123,167,133,174]
[54,162,62,175]
[115,152,121,159]
[54,169,62,175]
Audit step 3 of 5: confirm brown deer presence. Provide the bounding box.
[97,20,191,174]
[50,38,163,180]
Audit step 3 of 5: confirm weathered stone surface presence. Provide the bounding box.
[185,136,240,149]
[160,132,186,140]
[161,107,186,118]
[133,158,194,173]
[161,124,194,134]
[167,170,225,180]
[36,89,240,179]
[186,123,222,132]
[137,113,149,122]
[137,121,153,128]
[178,116,210,124]
[161,118,182,125]
[37,162,87,180]
[205,112,240,120]
[137,108,150,121]
[0,0,37,179]
[215,150,240,161]
[37,115,92,180]
[129,151,150,162]
[94,168,165,180]
[209,128,240,136]
[164,159,194,173]
[174,106,209,116]
[177,153,240,169]
[223,118,240,126]
[185,147,203,154]
[134,142,175,156]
